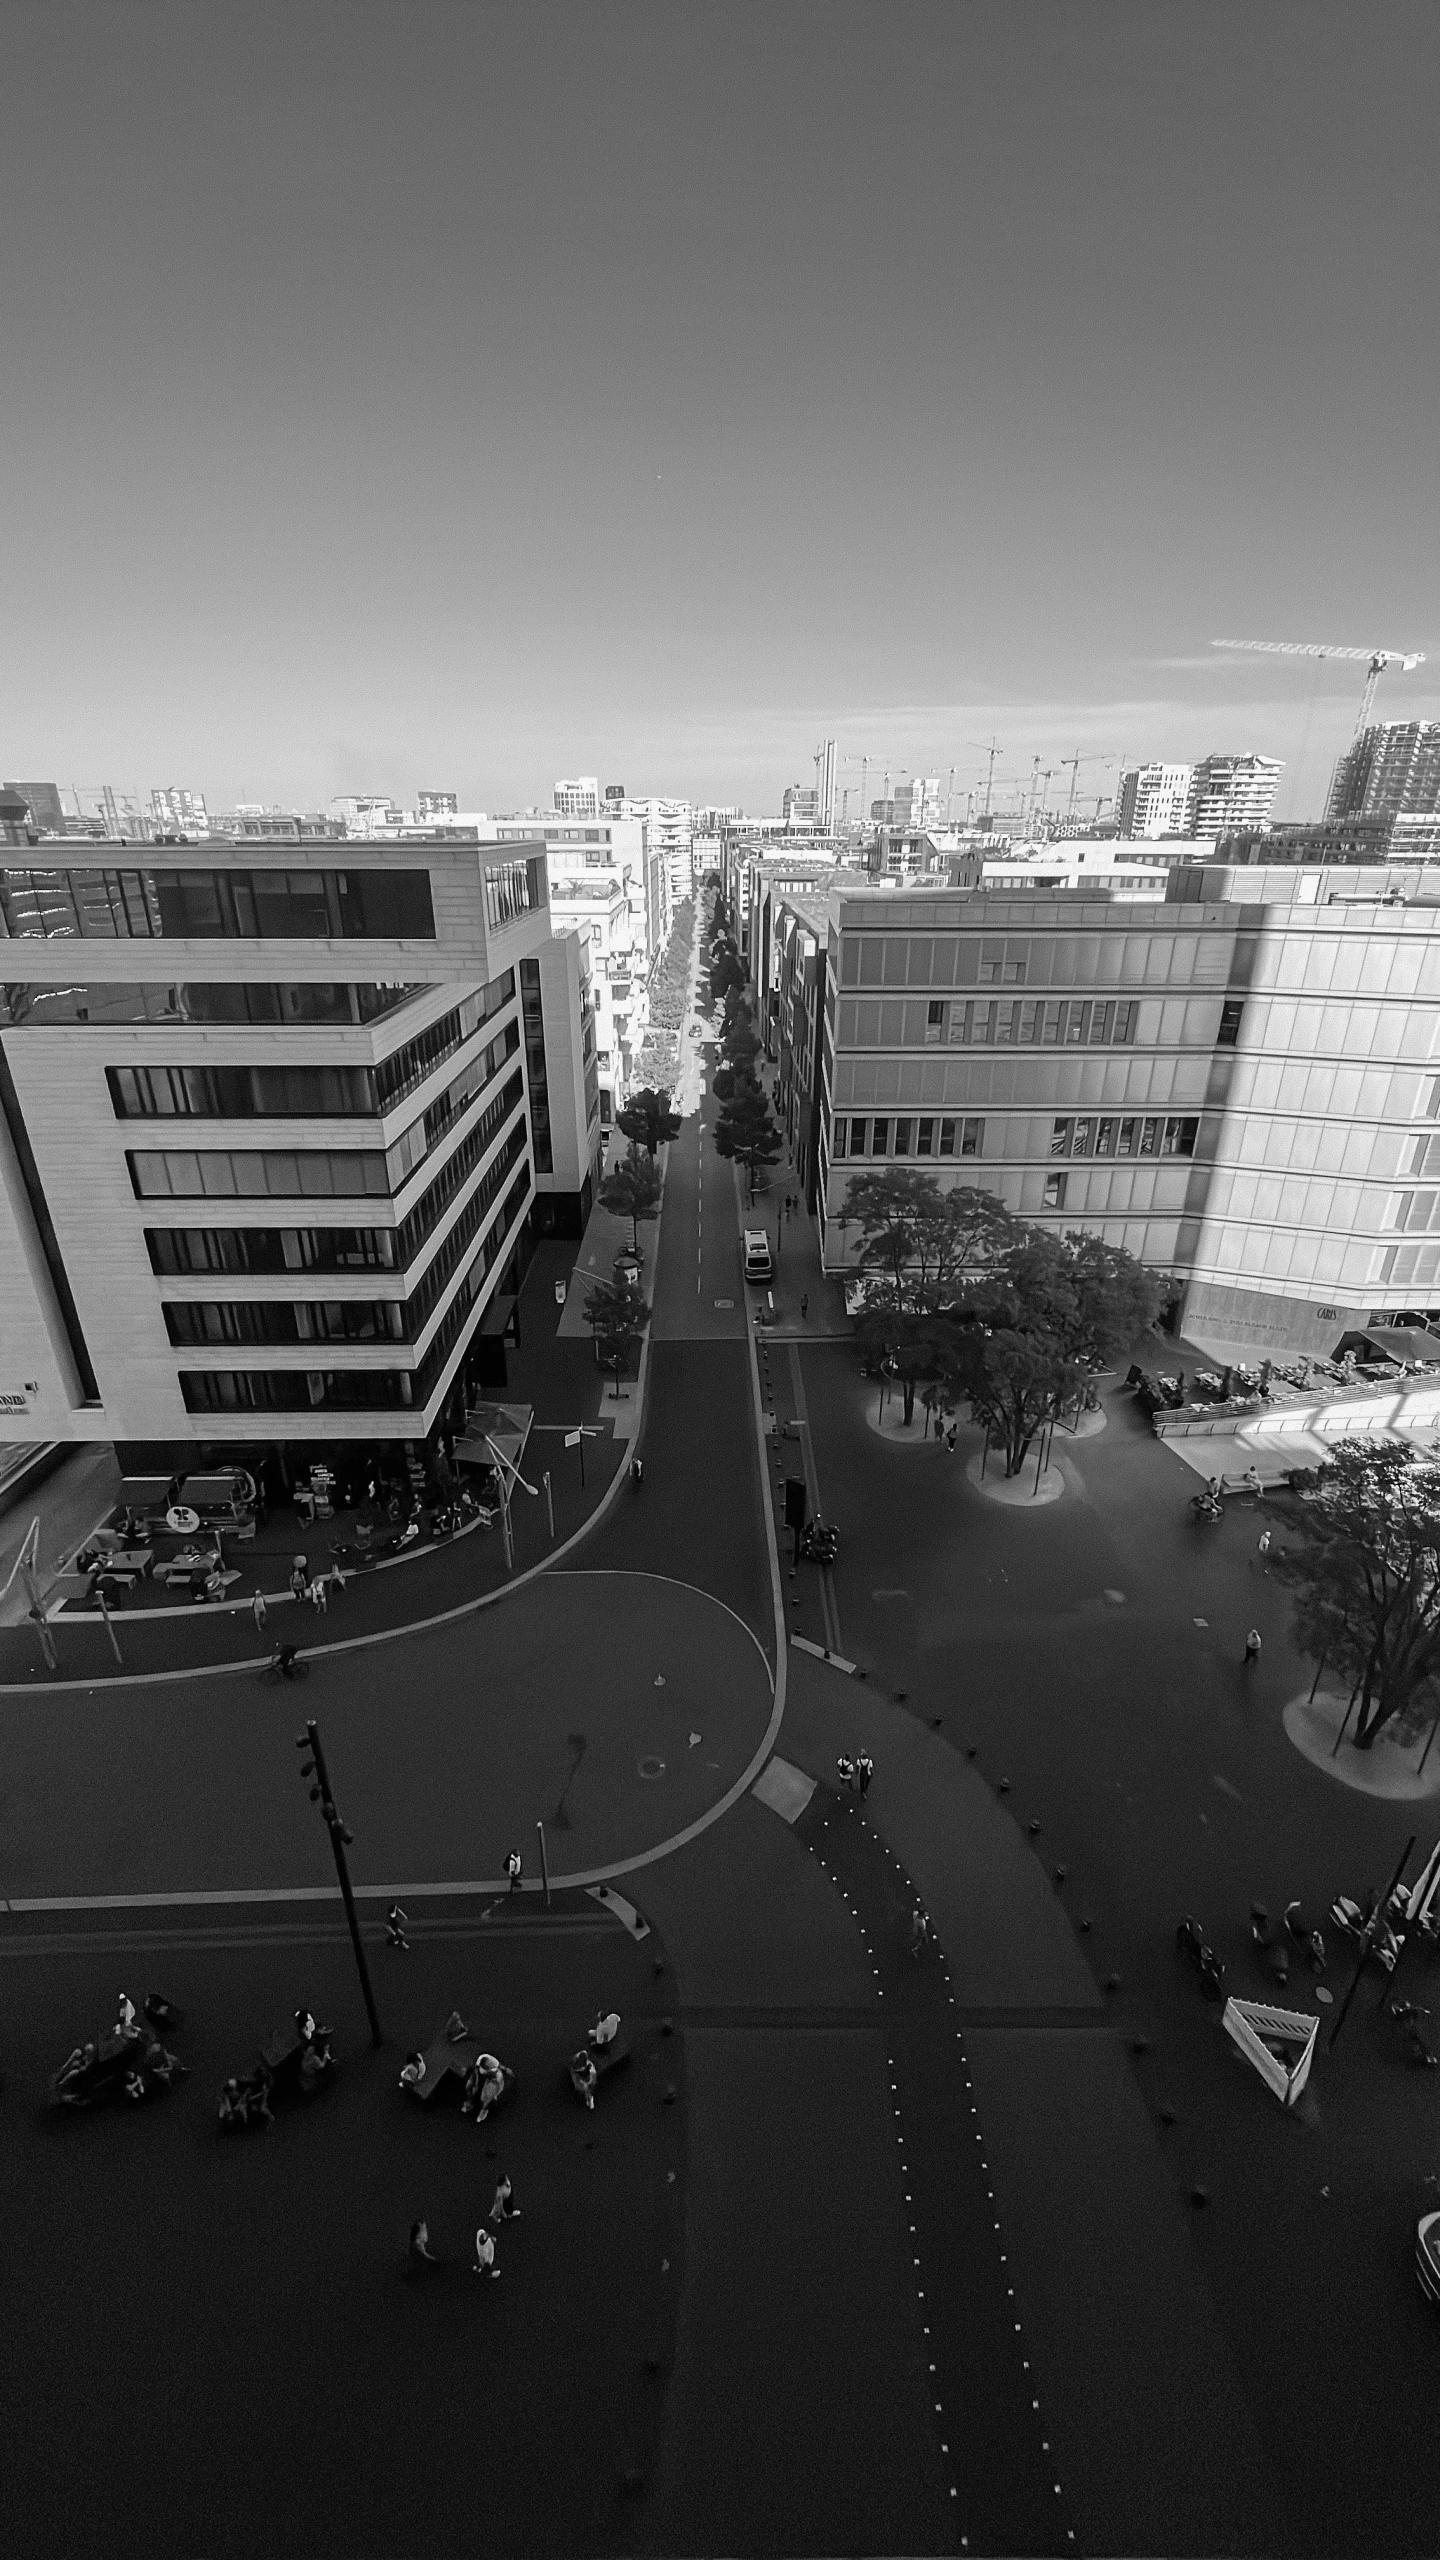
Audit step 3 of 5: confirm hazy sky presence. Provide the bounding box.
[3,0,1437,820]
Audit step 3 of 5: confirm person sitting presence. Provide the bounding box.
[588,2011,621,2051]
[276,1642,301,1681]
[571,2050,598,2109]
[116,1991,138,2038]
[298,2040,332,2094]
[399,2050,427,2093]
[145,2039,184,2086]
[218,2077,243,2126]
[295,2008,318,2045]
[1243,1465,1262,1493]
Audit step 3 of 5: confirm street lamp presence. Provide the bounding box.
[295,1720,382,2047]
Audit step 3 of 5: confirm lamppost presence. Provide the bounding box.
[484,1433,540,1572]
[295,1719,382,2047]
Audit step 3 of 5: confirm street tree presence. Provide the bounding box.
[855,1296,957,1426]
[616,1085,682,1161]
[1272,1442,1440,1750]
[713,1080,783,1200]
[598,1147,662,1251]
[582,1276,652,1387]
[843,1169,1017,1313]
[940,1318,1088,1478]
[709,946,745,1001]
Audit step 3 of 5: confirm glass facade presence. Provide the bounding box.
[0,981,421,1029]
[519,957,552,1173]
[147,1225,399,1276]
[482,858,547,933]
[0,865,435,941]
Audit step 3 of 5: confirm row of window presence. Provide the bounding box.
[0,981,421,1031]
[0,866,436,943]
[1394,1191,1440,1234]
[143,1072,528,1280]
[1050,1114,1199,1161]
[483,858,547,932]
[148,1223,400,1277]
[373,972,514,1112]
[937,998,1138,1048]
[177,1164,532,1414]
[107,986,519,1126]
[126,1026,520,1202]
[832,1115,985,1161]
[836,929,1237,994]
[166,1298,407,1348]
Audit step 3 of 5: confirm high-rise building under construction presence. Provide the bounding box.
[1327,721,1440,825]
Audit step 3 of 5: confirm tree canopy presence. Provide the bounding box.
[713,1080,783,1197]
[598,1147,662,1248]
[616,1086,682,1160]
[582,1276,651,1380]
[843,1170,1017,1314]
[1272,1441,1440,1750]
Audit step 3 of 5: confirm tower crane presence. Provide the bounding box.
[1211,640,1425,743]
[1061,751,1115,817]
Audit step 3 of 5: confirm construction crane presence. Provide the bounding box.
[1061,751,1115,817]
[970,738,1002,824]
[1211,640,1426,743]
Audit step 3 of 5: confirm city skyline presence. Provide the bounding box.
[2,1,1437,816]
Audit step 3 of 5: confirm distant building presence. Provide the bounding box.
[150,787,211,838]
[553,777,601,818]
[417,791,458,820]
[1114,763,1196,838]
[521,932,605,1236]
[783,784,819,825]
[1328,721,1440,825]
[1191,755,1283,836]
[70,785,151,841]
[816,739,837,833]
[3,782,65,835]
[604,783,626,805]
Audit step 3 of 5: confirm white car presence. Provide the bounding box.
[743,1229,772,1284]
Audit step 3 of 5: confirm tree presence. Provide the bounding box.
[598,1147,662,1250]
[583,1276,652,1389]
[1272,1442,1440,1750]
[709,946,745,1001]
[713,1079,783,1200]
[1047,1232,1165,1371]
[855,1295,956,1426]
[616,1085,682,1161]
[843,1169,1017,1314]
[940,1318,1088,1478]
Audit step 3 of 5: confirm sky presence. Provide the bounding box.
[2,0,1438,823]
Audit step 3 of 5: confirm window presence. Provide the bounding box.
[1218,999,1244,1047]
[960,1118,983,1158]
[1043,1171,1067,1210]
[943,995,1135,1050]
[925,1001,944,1045]
[128,1146,389,1200]
[871,1118,890,1156]
[483,858,548,931]
[917,1117,934,1156]
[108,1062,379,1119]
[848,1118,868,1156]
[894,1118,913,1156]
[147,1226,397,1276]
[1161,1116,1198,1158]
[938,1119,956,1157]
[1412,1136,1440,1180]
[832,1118,848,1158]
[1051,1118,1072,1157]
[0,981,422,1030]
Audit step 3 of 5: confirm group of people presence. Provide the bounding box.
[408,2174,522,2281]
[836,1751,874,1800]
[569,2009,621,2110]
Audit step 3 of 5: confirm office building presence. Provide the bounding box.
[3,782,66,836]
[1190,755,1283,837]
[546,868,642,1121]
[418,791,458,820]
[0,835,560,1450]
[521,931,605,1236]
[1328,722,1440,826]
[762,859,1440,1361]
[553,777,602,819]
[1114,763,1197,839]
[150,787,211,838]
[783,784,819,826]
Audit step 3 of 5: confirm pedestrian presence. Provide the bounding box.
[328,1563,347,1597]
[1244,1627,1262,1666]
[1256,1529,1273,1568]
[489,2174,521,2226]
[386,1902,410,1951]
[910,1905,931,1960]
[505,1849,523,1895]
[251,1587,268,1636]
[836,1753,856,1793]
[308,1575,328,1614]
[856,1751,874,1799]
[588,2009,621,2050]
[473,2226,501,2280]
[276,1641,301,1681]
[800,1292,809,1320]
[408,2218,441,2273]
[945,1423,958,1453]
[289,1557,308,1602]
[630,1456,644,1491]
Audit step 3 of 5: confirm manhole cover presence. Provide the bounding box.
[714,1297,734,1308]
[637,1755,667,1781]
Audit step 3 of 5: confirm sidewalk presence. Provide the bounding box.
[0,1445,121,1627]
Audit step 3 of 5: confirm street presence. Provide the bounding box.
[2,903,1439,2558]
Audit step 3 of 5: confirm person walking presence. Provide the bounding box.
[408,2219,441,2273]
[945,1423,958,1453]
[505,1849,523,1896]
[910,1905,931,1959]
[856,1751,874,1799]
[385,1902,410,1951]
[489,2174,521,2226]
[1256,1529,1273,1569]
[309,1575,328,1615]
[1244,1627,1262,1666]
[472,2226,501,2280]
[836,1753,856,1793]
[289,1558,309,1602]
[251,1587,268,1636]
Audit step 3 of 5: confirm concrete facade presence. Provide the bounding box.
[0,836,557,1447]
